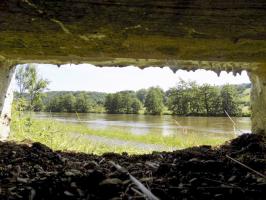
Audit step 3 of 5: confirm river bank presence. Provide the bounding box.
[11,117,233,154]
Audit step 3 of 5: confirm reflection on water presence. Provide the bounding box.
[32,112,251,137]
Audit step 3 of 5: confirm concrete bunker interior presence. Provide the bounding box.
[0,1,265,199]
[1,0,266,138]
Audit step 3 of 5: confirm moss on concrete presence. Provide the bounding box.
[0,0,265,71]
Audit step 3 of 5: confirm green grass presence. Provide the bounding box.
[240,88,251,116]
[11,116,147,155]
[71,124,231,148]
[241,88,251,102]
[10,112,234,155]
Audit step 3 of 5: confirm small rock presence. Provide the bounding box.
[65,169,81,176]
[100,178,123,186]
[257,177,265,183]
[64,190,74,196]
[83,161,98,169]
[189,178,199,186]
[70,182,77,188]
[189,158,200,162]
[17,177,28,183]
[214,194,224,199]
[228,175,237,182]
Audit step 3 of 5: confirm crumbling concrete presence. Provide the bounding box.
[248,68,266,135]
[0,62,15,140]
[0,0,265,67]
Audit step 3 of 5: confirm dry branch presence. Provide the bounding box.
[109,161,160,200]
[226,155,266,179]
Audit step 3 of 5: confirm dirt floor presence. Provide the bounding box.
[0,134,265,200]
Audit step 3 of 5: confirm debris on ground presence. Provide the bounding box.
[0,134,265,199]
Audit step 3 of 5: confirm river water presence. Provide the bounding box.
[32,112,251,137]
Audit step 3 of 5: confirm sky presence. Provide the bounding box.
[17,64,251,93]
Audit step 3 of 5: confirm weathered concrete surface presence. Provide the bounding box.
[0,62,15,140]
[0,1,266,135]
[248,67,266,135]
[0,0,265,72]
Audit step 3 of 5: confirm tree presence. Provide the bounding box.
[46,96,61,112]
[15,66,29,112]
[112,93,123,113]
[15,66,27,98]
[131,98,142,114]
[199,84,221,116]
[15,64,49,112]
[25,65,49,111]
[32,97,45,112]
[167,80,190,115]
[104,92,142,114]
[220,84,241,116]
[187,81,203,115]
[61,93,76,112]
[75,93,94,113]
[144,87,164,115]
[120,92,134,113]
[167,80,223,116]
[136,89,147,104]
[105,94,115,113]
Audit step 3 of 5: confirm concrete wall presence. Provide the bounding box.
[0,63,15,140]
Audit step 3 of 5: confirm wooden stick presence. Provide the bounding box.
[75,112,81,121]
[224,110,242,134]
[131,187,146,198]
[109,161,160,200]
[224,110,236,126]
[226,155,266,179]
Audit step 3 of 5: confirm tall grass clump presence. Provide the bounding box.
[10,109,147,155]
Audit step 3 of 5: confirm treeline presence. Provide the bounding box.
[105,91,142,114]
[104,81,250,116]
[15,78,250,116]
[45,92,106,113]
[167,80,245,116]
[15,91,107,113]
[15,65,250,116]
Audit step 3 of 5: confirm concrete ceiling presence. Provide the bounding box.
[0,0,265,73]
